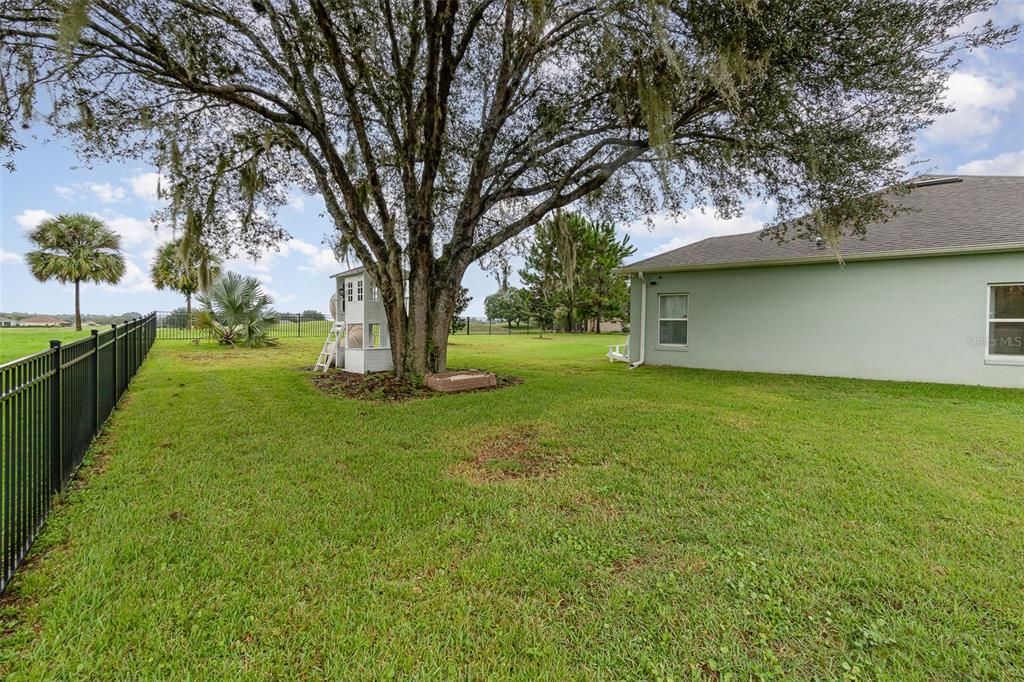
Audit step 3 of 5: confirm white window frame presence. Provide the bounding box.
[366,322,385,349]
[657,292,689,349]
[346,280,354,303]
[357,280,364,302]
[371,286,380,302]
[346,322,363,349]
[985,282,1024,366]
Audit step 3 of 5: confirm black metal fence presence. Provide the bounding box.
[453,317,628,335]
[155,310,333,340]
[1,313,157,593]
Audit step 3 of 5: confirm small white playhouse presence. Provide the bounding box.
[317,266,394,374]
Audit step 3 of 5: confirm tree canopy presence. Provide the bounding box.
[150,237,223,320]
[24,213,125,330]
[518,211,634,333]
[1,0,1015,375]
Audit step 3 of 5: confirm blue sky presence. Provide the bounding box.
[2,2,1022,317]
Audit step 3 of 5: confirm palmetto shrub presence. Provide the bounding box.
[195,272,279,347]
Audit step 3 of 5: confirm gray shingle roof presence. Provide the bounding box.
[329,265,365,278]
[620,176,1024,273]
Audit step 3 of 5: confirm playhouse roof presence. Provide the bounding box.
[330,265,366,278]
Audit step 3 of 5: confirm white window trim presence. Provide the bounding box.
[357,280,364,302]
[345,322,391,350]
[346,281,354,303]
[657,292,689,350]
[366,322,389,349]
[985,282,1024,366]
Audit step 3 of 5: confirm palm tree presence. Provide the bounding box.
[25,214,126,331]
[195,272,279,347]
[150,237,222,324]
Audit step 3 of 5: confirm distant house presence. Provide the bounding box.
[0,316,18,327]
[19,316,69,327]
[616,176,1023,388]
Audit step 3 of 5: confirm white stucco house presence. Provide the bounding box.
[326,266,394,373]
[616,176,1024,388]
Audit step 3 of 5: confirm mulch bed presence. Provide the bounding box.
[310,369,521,403]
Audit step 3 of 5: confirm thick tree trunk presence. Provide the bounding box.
[595,312,601,334]
[74,280,82,331]
[381,260,462,383]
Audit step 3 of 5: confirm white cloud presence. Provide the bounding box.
[225,252,275,273]
[227,238,340,276]
[127,172,164,202]
[926,72,1017,146]
[54,185,77,200]
[626,206,767,257]
[100,214,170,247]
[286,193,306,211]
[0,249,21,264]
[288,238,341,274]
[88,182,127,204]
[264,287,296,305]
[100,259,154,294]
[957,149,1024,175]
[15,209,55,231]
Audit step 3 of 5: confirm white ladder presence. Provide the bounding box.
[314,322,344,372]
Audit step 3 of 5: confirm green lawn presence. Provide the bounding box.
[0,327,94,363]
[1,334,1022,678]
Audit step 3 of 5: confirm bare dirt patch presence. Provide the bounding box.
[311,370,521,402]
[451,427,565,483]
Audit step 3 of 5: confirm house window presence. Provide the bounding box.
[371,286,380,302]
[357,280,364,302]
[658,294,688,346]
[346,281,353,303]
[367,323,382,348]
[988,284,1024,357]
[347,323,363,349]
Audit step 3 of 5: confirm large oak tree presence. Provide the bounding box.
[0,0,1015,378]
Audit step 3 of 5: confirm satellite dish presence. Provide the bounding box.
[329,293,338,320]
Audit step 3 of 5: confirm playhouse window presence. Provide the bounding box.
[347,323,363,348]
[346,281,353,303]
[371,286,380,302]
[367,323,382,348]
[357,280,364,301]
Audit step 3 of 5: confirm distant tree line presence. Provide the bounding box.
[484,212,635,334]
[1,311,143,325]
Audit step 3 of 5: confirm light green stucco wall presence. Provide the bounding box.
[628,252,1024,388]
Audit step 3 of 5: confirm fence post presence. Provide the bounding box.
[298,313,302,337]
[91,329,100,432]
[111,323,118,398]
[49,340,63,493]
[466,316,470,335]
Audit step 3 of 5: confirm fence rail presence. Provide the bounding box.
[453,317,627,335]
[155,311,623,340]
[1,312,156,593]
[155,311,333,340]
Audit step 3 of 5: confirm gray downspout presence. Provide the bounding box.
[629,271,646,369]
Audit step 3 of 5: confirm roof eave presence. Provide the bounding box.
[615,242,1024,275]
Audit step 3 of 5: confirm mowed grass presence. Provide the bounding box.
[0,327,93,363]
[1,334,1022,679]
